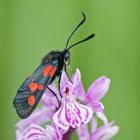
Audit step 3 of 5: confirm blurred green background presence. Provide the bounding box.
[0,0,140,139]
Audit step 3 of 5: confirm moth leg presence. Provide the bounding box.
[58,72,63,97]
[47,86,60,108]
[64,64,72,83]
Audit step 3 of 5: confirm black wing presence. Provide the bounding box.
[13,60,58,119]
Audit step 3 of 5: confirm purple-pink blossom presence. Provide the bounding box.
[53,70,93,130]
[15,68,119,140]
[77,118,119,140]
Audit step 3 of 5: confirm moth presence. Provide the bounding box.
[13,12,95,119]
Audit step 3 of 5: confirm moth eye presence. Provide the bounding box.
[64,51,70,61]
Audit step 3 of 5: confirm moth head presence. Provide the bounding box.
[64,50,70,66]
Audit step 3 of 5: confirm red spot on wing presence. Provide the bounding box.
[42,65,51,77]
[50,66,57,78]
[27,95,36,106]
[28,82,38,92]
[38,84,44,91]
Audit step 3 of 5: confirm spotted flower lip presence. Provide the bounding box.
[53,69,93,130]
[17,124,61,140]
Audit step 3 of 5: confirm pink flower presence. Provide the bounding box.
[90,115,119,140]
[53,69,93,130]
[76,75,111,112]
[90,122,119,140]
[15,68,119,140]
[77,116,119,140]
[17,124,61,140]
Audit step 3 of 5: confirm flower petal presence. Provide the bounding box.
[96,112,108,125]
[18,124,61,140]
[60,71,70,89]
[42,86,59,109]
[86,76,111,101]
[21,124,47,140]
[87,101,104,112]
[45,125,62,140]
[53,98,93,130]
[72,68,81,88]
[16,107,53,131]
[53,99,69,130]
[74,80,86,102]
[90,116,97,134]
[45,82,59,97]
[76,124,90,140]
[90,122,119,140]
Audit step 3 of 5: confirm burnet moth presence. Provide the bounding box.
[13,12,95,119]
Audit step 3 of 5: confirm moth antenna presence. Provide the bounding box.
[64,12,86,51]
[66,33,95,51]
